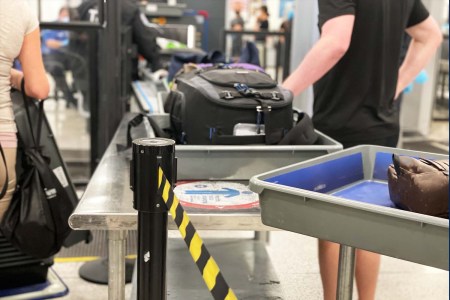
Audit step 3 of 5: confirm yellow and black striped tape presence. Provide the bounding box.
[158,167,238,300]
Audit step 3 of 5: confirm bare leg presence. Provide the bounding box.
[319,240,340,300]
[0,147,16,221]
[355,250,380,300]
[319,239,381,300]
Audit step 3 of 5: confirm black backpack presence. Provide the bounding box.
[0,86,74,258]
[165,67,293,145]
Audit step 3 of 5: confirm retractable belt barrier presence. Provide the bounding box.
[131,137,237,300]
[157,167,238,300]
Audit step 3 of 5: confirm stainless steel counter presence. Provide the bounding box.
[69,114,271,232]
[69,113,278,300]
[69,112,343,299]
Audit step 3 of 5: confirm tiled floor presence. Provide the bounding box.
[7,96,448,300]
[50,231,449,300]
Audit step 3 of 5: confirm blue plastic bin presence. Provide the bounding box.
[250,145,449,270]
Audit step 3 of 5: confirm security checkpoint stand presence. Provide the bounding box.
[130,138,175,299]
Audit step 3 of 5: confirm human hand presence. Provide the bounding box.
[46,39,62,49]
[10,69,24,91]
[395,70,428,100]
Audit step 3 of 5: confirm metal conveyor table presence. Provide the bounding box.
[69,113,343,299]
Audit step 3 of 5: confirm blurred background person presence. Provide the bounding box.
[254,5,269,42]
[230,0,245,59]
[41,6,78,108]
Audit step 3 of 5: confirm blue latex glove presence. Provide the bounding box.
[403,83,413,94]
[414,70,428,84]
[403,70,428,94]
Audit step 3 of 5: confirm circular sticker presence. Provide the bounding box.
[174,181,259,210]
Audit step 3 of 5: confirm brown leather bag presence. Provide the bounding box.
[387,154,449,218]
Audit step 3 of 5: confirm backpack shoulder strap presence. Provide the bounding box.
[0,144,8,199]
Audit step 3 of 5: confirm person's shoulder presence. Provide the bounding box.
[4,0,36,24]
[3,0,26,10]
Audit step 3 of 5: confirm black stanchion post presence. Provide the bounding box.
[131,138,176,300]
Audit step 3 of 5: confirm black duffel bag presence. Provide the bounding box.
[165,67,294,145]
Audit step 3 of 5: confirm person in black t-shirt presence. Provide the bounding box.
[282,0,442,299]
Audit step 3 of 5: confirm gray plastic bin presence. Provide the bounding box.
[176,132,343,180]
[249,145,449,270]
[131,79,343,181]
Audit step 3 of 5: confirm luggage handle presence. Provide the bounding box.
[198,72,277,89]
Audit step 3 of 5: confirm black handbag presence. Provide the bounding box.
[0,81,74,258]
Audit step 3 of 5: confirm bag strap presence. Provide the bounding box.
[25,148,63,192]
[392,154,402,175]
[25,148,70,241]
[127,114,145,147]
[0,144,8,199]
[20,79,45,149]
[127,114,169,147]
[419,158,449,175]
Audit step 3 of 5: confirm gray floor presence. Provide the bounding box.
[17,95,449,300]
[51,231,449,300]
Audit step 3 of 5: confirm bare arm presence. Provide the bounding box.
[10,68,24,91]
[17,27,50,100]
[282,15,354,96]
[395,16,442,99]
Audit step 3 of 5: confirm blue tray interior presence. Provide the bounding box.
[265,152,397,208]
[332,181,394,207]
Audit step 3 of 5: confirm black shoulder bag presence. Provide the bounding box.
[0,80,74,258]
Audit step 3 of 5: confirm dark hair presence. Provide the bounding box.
[260,5,269,16]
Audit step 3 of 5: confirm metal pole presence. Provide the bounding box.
[108,230,127,300]
[254,231,270,243]
[131,138,176,300]
[336,245,356,300]
[283,30,291,80]
[95,0,123,167]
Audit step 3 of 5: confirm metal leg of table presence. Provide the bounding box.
[254,231,270,243]
[336,245,356,300]
[108,230,128,300]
